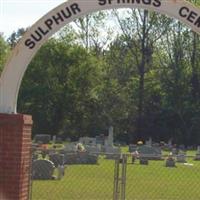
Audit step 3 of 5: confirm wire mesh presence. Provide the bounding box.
[125,154,200,200]
[30,147,115,200]
[30,147,200,200]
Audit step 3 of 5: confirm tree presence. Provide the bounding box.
[60,11,112,55]
[0,33,10,73]
[7,28,26,48]
[111,9,172,141]
[17,37,106,138]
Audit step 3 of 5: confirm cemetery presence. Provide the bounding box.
[30,132,200,199]
[31,139,200,199]
[1,0,200,200]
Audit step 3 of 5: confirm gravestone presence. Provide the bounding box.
[129,144,137,153]
[49,153,64,167]
[64,152,98,164]
[32,159,55,180]
[64,153,77,164]
[168,139,172,147]
[194,146,200,160]
[105,146,121,159]
[164,139,173,151]
[79,152,98,164]
[96,135,105,145]
[63,143,77,153]
[57,165,65,180]
[166,154,176,167]
[34,134,51,144]
[139,158,149,165]
[85,145,100,155]
[176,151,187,163]
[79,137,96,146]
[52,135,56,143]
[172,148,179,155]
[107,126,114,146]
[146,137,152,147]
[137,145,162,160]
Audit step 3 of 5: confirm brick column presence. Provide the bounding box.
[0,114,33,200]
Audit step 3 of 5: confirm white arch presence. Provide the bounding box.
[0,0,200,113]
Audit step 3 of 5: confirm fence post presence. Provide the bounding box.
[113,158,120,200]
[121,154,127,200]
[0,113,33,200]
[113,154,127,200]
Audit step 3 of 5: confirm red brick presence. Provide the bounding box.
[0,113,32,200]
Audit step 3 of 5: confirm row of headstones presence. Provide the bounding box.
[131,155,185,167]
[32,153,65,180]
[129,144,200,160]
[32,150,99,180]
[63,142,121,158]
[34,134,63,144]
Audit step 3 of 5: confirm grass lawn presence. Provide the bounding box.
[31,152,200,200]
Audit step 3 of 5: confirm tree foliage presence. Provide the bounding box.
[1,9,200,145]
[0,34,10,73]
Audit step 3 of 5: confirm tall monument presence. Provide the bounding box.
[108,126,114,146]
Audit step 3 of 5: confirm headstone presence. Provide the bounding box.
[34,134,51,144]
[64,152,98,164]
[105,146,121,159]
[79,153,98,164]
[79,137,96,146]
[57,165,65,180]
[146,137,152,147]
[64,153,77,164]
[139,158,149,165]
[32,159,55,180]
[63,143,77,152]
[166,153,176,167]
[172,148,178,155]
[129,144,137,153]
[152,143,159,148]
[137,145,162,160]
[85,145,100,155]
[176,151,187,163]
[49,153,64,167]
[107,126,114,146]
[52,135,56,143]
[165,139,173,151]
[168,139,172,147]
[194,146,200,160]
[96,135,105,145]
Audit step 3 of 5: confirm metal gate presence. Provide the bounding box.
[30,149,125,200]
[113,154,127,200]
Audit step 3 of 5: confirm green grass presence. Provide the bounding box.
[31,154,200,200]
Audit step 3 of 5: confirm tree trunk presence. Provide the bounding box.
[137,10,148,140]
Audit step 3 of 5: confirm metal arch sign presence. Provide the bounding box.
[1,0,200,114]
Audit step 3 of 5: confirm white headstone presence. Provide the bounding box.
[176,151,186,163]
[53,135,56,143]
[146,137,152,146]
[108,126,114,146]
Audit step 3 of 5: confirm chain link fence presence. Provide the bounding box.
[30,146,200,200]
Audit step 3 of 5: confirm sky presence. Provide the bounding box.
[0,0,66,38]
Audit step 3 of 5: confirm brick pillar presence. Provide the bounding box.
[0,113,33,200]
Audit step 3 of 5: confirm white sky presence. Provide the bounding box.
[0,0,66,38]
